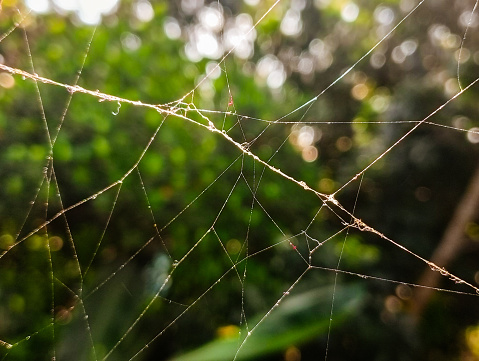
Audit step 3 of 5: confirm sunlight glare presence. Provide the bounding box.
[51,0,119,25]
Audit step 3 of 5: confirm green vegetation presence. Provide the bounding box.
[0,0,478,360]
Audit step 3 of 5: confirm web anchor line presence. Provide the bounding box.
[1,62,478,298]
[2,39,479,361]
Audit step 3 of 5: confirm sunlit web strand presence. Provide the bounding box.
[2,50,477,303]
[181,109,479,135]
[456,0,479,91]
[0,8,30,43]
[334,74,479,196]
[104,173,258,360]
[84,154,242,299]
[250,0,426,143]
[51,26,97,145]
[308,265,479,297]
[104,150,288,358]
[92,158,253,358]
[324,175,364,361]
[0,112,168,260]
[181,0,282,101]
[2,4,479,358]
[53,81,479,300]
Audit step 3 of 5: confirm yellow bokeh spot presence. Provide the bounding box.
[226,238,241,254]
[351,83,369,100]
[216,325,240,339]
[284,345,301,361]
[301,145,318,162]
[49,236,64,251]
[466,325,479,356]
[318,178,335,193]
[27,235,46,250]
[226,239,242,255]
[336,136,352,152]
[9,294,25,313]
[466,222,479,241]
[0,234,14,250]
[3,0,18,7]
[384,295,402,313]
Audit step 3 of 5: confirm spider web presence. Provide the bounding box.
[1,0,479,360]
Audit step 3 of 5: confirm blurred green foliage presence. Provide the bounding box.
[0,0,479,360]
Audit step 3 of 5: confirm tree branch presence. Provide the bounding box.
[411,162,479,318]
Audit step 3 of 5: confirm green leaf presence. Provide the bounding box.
[169,283,366,361]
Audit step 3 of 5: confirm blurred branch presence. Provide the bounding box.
[411,162,479,319]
